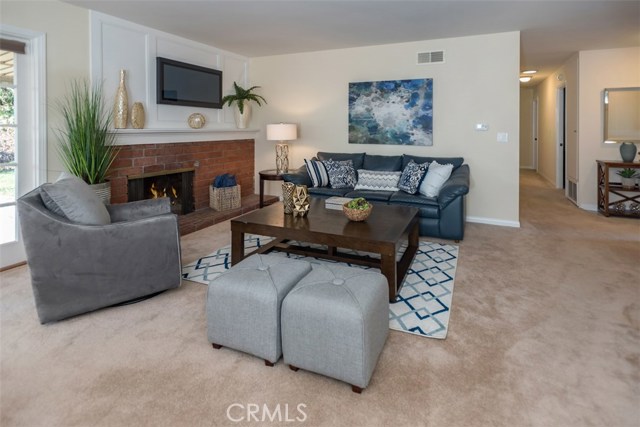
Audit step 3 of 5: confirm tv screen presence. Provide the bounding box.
[156,57,222,109]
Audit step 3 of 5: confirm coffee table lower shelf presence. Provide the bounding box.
[231,232,418,302]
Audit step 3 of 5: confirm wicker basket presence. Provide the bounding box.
[210,185,241,211]
[343,202,372,222]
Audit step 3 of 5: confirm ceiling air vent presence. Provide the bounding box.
[417,50,445,64]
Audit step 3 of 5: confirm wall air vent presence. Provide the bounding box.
[417,50,445,64]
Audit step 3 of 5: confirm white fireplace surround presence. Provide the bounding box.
[110,128,259,145]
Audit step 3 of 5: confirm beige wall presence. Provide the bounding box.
[564,54,579,184]
[535,69,564,186]
[1,0,90,181]
[253,32,521,225]
[577,47,640,209]
[519,88,534,168]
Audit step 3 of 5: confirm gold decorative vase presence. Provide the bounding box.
[282,182,295,214]
[292,185,310,217]
[131,102,145,129]
[113,69,128,129]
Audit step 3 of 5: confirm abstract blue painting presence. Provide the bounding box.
[348,79,433,146]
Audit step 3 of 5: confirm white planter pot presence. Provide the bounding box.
[234,104,252,129]
[621,177,636,190]
[89,181,111,204]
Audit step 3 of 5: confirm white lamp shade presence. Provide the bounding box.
[267,123,297,141]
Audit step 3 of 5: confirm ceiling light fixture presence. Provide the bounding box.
[519,76,532,83]
[522,70,537,74]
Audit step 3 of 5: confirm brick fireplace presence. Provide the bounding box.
[107,139,255,210]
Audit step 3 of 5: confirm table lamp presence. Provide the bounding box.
[266,123,298,174]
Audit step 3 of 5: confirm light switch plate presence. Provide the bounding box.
[497,132,509,143]
[475,123,489,131]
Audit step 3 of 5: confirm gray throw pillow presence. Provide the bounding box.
[40,175,111,225]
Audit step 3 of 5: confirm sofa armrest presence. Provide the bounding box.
[107,197,172,222]
[438,164,470,209]
[282,165,312,187]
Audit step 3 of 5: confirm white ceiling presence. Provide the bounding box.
[66,0,640,85]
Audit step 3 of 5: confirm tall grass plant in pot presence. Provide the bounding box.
[56,80,119,203]
[221,82,267,129]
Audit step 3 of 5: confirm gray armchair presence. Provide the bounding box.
[17,182,182,324]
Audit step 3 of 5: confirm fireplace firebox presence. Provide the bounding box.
[127,168,195,215]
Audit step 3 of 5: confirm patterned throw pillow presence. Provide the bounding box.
[398,160,428,194]
[354,170,402,191]
[304,159,329,187]
[322,159,357,189]
[419,161,454,197]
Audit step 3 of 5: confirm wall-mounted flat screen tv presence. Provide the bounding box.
[156,57,222,109]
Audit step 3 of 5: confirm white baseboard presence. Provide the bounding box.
[519,166,535,170]
[466,216,521,228]
[579,203,598,212]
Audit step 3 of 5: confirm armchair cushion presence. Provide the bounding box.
[107,198,172,222]
[39,175,111,225]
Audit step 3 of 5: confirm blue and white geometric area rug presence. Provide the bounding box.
[182,235,458,339]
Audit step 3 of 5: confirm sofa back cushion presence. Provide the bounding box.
[363,154,403,171]
[317,152,365,171]
[402,155,464,170]
[40,175,111,225]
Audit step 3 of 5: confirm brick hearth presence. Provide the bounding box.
[107,139,255,210]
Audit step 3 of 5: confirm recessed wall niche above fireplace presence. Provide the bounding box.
[127,168,195,215]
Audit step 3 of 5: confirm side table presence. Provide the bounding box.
[259,169,284,208]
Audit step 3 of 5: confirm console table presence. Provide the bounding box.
[596,160,640,217]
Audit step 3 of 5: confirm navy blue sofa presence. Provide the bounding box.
[282,152,470,241]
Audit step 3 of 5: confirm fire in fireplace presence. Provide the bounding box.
[128,169,195,215]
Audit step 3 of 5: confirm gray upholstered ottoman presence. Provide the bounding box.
[207,253,311,366]
[281,264,389,393]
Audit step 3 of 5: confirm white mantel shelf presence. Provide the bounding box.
[110,128,260,145]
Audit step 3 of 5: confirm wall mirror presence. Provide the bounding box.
[604,87,640,143]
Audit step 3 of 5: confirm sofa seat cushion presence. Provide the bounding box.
[344,190,394,202]
[308,187,352,197]
[402,155,464,170]
[40,175,111,225]
[317,152,365,171]
[389,192,439,218]
[362,154,402,171]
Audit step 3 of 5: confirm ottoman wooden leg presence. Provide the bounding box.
[264,360,275,367]
[212,343,222,349]
[289,365,300,372]
[351,385,363,394]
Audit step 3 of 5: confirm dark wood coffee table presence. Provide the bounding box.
[230,198,420,301]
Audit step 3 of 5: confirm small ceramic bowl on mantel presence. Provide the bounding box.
[343,197,373,222]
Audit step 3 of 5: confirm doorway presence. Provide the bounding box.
[0,27,46,270]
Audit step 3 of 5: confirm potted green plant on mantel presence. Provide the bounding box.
[616,168,638,190]
[56,80,119,204]
[221,82,267,129]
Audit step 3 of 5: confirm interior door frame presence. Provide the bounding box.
[0,25,47,270]
[556,86,567,189]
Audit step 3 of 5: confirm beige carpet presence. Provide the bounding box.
[1,170,639,427]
